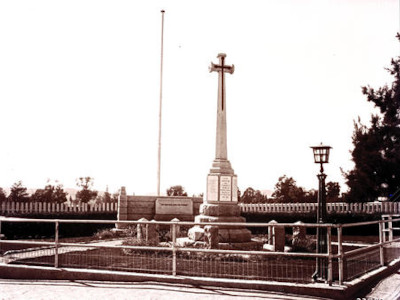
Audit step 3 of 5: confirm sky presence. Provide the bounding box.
[0,0,399,196]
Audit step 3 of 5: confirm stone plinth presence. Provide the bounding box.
[189,194,252,244]
[188,183,252,243]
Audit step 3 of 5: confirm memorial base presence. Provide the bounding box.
[187,154,251,245]
[187,202,252,244]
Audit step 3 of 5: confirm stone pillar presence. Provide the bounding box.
[170,218,181,238]
[268,220,276,244]
[137,217,148,241]
[292,221,307,248]
[293,221,306,240]
[116,187,128,229]
[148,220,159,244]
[204,225,219,249]
[268,220,285,252]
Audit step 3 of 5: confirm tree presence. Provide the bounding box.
[344,34,400,202]
[240,187,268,203]
[0,188,7,203]
[8,181,29,202]
[31,182,67,204]
[76,177,98,203]
[102,191,112,203]
[302,189,318,203]
[96,187,115,204]
[112,191,120,203]
[272,175,306,203]
[326,182,341,202]
[166,185,188,196]
[53,184,68,203]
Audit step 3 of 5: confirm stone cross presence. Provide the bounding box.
[209,53,234,160]
[187,53,251,244]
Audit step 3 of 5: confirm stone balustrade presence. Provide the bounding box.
[239,202,400,214]
[0,201,117,214]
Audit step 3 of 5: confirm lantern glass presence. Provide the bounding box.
[311,144,332,164]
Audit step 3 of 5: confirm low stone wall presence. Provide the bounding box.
[117,187,203,224]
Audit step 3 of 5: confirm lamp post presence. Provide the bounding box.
[311,143,332,282]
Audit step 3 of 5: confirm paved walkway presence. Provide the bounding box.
[1,240,399,299]
[0,279,330,300]
[364,267,400,300]
[1,269,400,300]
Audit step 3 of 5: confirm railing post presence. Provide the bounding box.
[172,222,177,276]
[54,220,59,268]
[378,221,385,266]
[327,226,333,285]
[388,215,393,241]
[337,225,344,285]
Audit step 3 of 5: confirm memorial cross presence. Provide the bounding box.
[209,53,234,111]
[209,53,234,161]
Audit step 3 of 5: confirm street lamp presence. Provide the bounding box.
[310,143,332,282]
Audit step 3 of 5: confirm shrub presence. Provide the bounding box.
[289,235,316,253]
[93,228,119,240]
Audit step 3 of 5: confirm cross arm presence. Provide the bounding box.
[208,63,235,74]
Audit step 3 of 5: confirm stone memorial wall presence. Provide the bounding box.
[117,187,202,227]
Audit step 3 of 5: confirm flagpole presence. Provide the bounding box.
[157,10,165,196]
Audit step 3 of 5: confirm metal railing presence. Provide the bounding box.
[0,216,399,286]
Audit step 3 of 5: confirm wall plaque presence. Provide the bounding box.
[207,175,219,201]
[220,175,232,201]
[155,198,193,215]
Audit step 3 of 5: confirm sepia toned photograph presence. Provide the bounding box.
[0,1,399,299]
